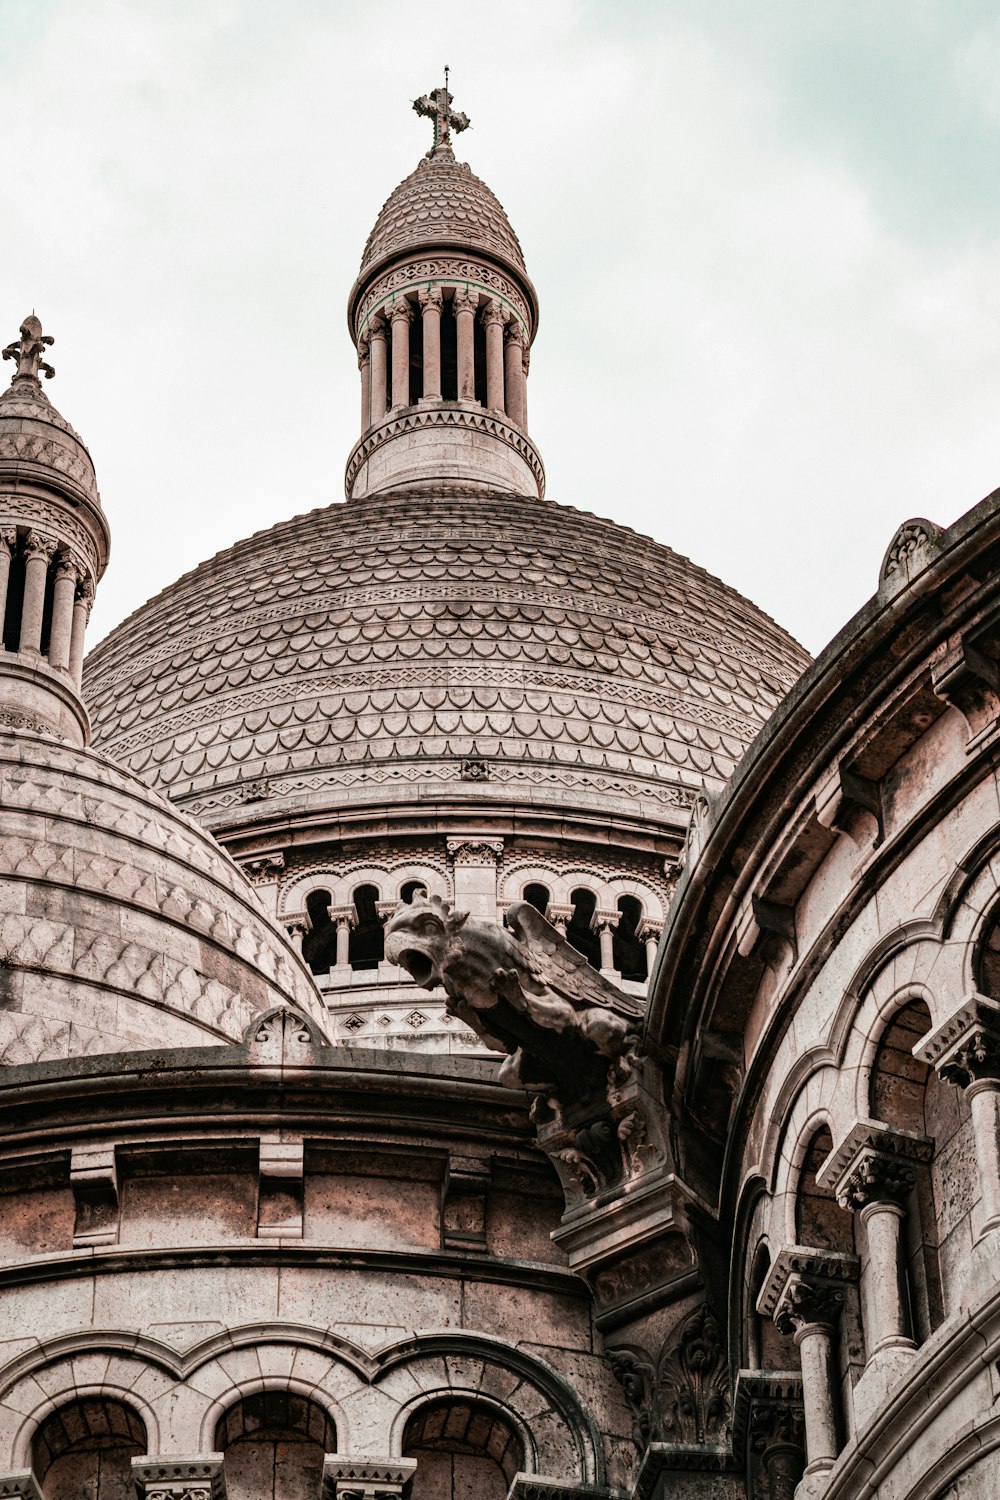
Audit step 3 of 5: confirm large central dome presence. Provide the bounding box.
[84,489,806,838]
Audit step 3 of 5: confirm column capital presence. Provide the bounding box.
[418,285,444,310]
[365,313,387,341]
[816,1119,931,1209]
[357,337,370,369]
[757,1245,858,1331]
[76,576,95,608]
[915,992,1000,1086]
[637,918,664,942]
[322,1455,417,1500]
[23,529,56,561]
[452,287,480,315]
[446,836,503,865]
[284,915,309,939]
[329,905,358,931]
[54,550,82,581]
[388,297,413,324]
[545,903,573,930]
[480,297,508,328]
[0,528,16,557]
[592,909,620,934]
[504,319,526,348]
[131,1456,225,1500]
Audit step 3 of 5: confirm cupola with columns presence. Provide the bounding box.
[0,315,109,745]
[346,78,544,499]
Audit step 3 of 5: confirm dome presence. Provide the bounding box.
[0,729,328,1064]
[0,371,100,510]
[83,491,809,834]
[358,150,527,283]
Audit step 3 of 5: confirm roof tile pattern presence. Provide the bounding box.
[84,494,809,826]
[0,378,100,506]
[360,151,526,277]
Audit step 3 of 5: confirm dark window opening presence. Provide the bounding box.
[400,880,427,904]
[523,883,550,916]
[3,545,24,651]
[33,1397,147,1500]
[349,883,384,970]
[303,888,334,975]
[408,301,424,406]
[216,1391,336,1500]
[39,554,57,657]
[613,894,647,981]
[567,887,601,969]
[473,314,487,405]
[440,297,458,400]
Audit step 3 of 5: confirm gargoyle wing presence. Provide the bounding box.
[504,901,644,1023]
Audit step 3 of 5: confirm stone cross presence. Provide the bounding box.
[2,315,55,383]
[412,70,470,155]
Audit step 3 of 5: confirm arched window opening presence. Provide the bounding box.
[408,303,424,406]
[566,887,601,969]
[400,880,428,905]
[613,895,647,981]
[403,1399,524,1500]
[39,551,58,657]
[302,888,335,975]
[349,883,384,970]
[2,541,24,651]
[523,882,550,916]
[747,1243,799,1372]
[440,296,458,400]
[33,1397,146,1500]
[871,998,952,1339]
[473,316,487,405]
[796,1125,853,1256]
[216,1391,336,1500]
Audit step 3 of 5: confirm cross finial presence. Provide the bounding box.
[2,315,55,385]
[412,70,470,158]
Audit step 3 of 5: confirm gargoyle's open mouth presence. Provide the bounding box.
[400,949,435,986]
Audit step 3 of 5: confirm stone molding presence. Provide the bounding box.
[322,1455,417,1499]
[0,1473,42,1500]
[344,404,545,498]
[131,1456,225,1500]
[241,852,285,883]
[731,1370,805,1463]
[914,991,1000,1086]
[356,255,533,337]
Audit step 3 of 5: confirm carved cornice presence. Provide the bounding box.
[344,403,546,497]
[914,992,1000,1086]
[446,836,504,865]
[355,255,534,338]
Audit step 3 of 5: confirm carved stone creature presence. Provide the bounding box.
[384,895,643,1115]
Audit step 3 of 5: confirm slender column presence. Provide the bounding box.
[546,904,573,936]
[284,918,308,957]
[418,286,443,400]
[773,1278,844,1476]
[358,336,371,431]
[918,996,1000,1241]
[0,529,16,644]
[833,1149,916,1357]
[638,919,663,974]
[452,288,480,402]
[48,554,80,671]
[594,913,618,971]
[504,321,527,427]
[389,299,413,410]
[329,909,356,969]
[481,299,507,411]
[367,315,388,424]
[19,531,56,654]
[69,577,94,688]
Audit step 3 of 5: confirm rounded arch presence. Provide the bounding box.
[32,1395,147,1500]
[214,1388,337,1500]
[400,1394,528,1500]
[199,1376,349,1458]
[10,1375,161,1471]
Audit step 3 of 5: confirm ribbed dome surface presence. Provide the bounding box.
[84,494,809,831]
[0,379,100,507]
[0,733,327,1064]
[359,150,526,278]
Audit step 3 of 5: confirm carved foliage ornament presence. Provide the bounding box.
[879,517,943,583]
[610,1305,731,1453]
[2,315,55,383]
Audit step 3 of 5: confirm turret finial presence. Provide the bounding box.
[2,315,55,385]
[412,73,470,158]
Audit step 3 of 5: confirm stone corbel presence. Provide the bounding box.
[242,852,285,883]
[322,1456,417,1500]
[931,631,1000,742]
[732,1371,805,1500]
[70,1144,119,1247]
[445,836,504,865]
[815,761,884,848]
[131,1457,226,1500]
[815,1119,931,1207]
[441,1151,491,1251]
[257,1133,304,1239]
[736,895,797,968]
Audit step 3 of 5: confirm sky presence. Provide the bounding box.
[4,0,1000,656]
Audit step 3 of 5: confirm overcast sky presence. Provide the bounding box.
[4,0,1000,656]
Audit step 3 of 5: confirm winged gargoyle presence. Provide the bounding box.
[384,894,643,1120]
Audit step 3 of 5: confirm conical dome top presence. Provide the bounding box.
[359,149,527,281]
[0,319,100,509]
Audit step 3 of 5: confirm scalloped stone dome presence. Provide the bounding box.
[0,731,328,1064]
[359,150,526,279]
[0,377,100,508]
[83,492,809,833]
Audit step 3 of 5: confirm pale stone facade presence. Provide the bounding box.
[0,83,994,1500]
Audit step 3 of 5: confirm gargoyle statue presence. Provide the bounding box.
[384,894,643,1121]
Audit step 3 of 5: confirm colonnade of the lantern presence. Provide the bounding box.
[0,529,94,689]
[356,290,530,435]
